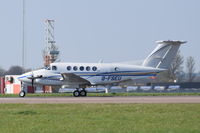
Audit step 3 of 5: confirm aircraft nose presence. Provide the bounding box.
[17,72,32,82]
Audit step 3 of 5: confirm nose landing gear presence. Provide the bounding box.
[19,82,26,97]
[19,90,26,97]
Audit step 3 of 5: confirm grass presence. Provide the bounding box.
[0,104,199,133]
[0,92,200,97]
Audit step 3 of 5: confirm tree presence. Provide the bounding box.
[186,56,196,82]
[0,67,6,77]
[169,51,184,82]
[0,66,31,77]
[5,66,25,75]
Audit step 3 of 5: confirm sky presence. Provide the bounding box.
[0,0,199,71]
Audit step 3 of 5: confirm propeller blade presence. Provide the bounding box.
[31,79,34,89]
[31,71,34,89]
[28,71,42,89]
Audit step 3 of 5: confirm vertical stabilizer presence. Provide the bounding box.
[142,40,186,69]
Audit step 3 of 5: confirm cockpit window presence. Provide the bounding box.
[52,66,57,71]
[114,67,119,71]
[73,66,78,71]
[92,66,97,71]
[45,67,51,70]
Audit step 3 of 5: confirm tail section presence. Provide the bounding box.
[142,40,186,69]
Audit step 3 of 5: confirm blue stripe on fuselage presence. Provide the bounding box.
[18,70,158,80]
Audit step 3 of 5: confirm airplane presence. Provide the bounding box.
[17,40,186,97]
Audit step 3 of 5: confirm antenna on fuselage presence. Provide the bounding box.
[98,59,104,63]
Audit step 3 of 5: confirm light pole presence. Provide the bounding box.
[22,0,25,69]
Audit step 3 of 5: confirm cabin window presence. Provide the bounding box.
[73,66,78,71]
[92,66,97,71]
[114,67,119,71]
[67,66,71,71]
[86,66,90,71]
[52,66,57,71]
[80,66,84,71]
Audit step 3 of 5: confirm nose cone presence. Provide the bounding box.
[17,72,32,83]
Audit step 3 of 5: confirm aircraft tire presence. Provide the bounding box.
[73,90,80,97]
[80,90,87,97]
[19,90,26,97]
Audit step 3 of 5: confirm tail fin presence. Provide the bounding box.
[142,40,186,69]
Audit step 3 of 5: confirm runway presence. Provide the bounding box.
[0,96,200,104]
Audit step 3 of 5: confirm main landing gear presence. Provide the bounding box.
[73,89,87,97]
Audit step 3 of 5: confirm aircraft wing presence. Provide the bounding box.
[61,73,91,86]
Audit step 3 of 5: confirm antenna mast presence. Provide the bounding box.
[43,19,60,67]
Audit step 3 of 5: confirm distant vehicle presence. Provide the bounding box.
[17,40,186,97]
[126,86,138,91]
[140,86,152,91]
[154,86,165,91]
[167,85,180,91]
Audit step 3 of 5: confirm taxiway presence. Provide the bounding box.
[0,96,199,104]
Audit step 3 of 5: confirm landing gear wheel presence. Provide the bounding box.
[19,90,26,97]
[73,90,80,97]
[80,90,87,97]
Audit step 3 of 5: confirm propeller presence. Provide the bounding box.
[27,71,43,89]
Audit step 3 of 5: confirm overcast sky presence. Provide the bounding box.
[0,0,199,71]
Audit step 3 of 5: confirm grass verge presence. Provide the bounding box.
[0,104,199,133]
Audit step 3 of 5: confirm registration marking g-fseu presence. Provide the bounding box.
[101,76,122,81]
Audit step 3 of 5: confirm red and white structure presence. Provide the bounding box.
[1,75,43,94]
[4,75,21,94]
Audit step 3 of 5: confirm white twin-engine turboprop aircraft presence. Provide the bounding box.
[17,40,186,97]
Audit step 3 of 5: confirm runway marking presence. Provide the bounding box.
[0,96,200,104]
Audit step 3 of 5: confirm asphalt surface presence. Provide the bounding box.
[0,96,199,104]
